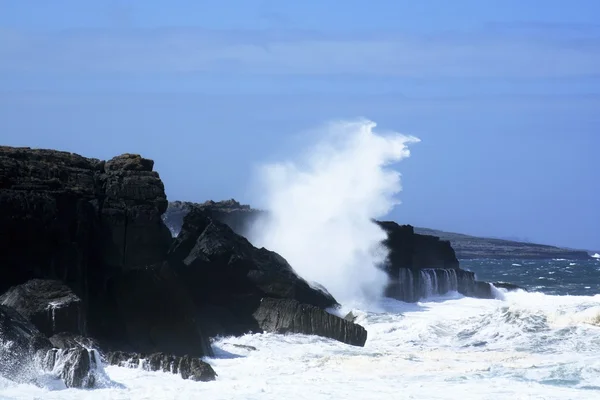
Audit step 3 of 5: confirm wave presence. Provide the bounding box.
[247,118,419,307]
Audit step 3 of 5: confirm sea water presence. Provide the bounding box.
[1,258,599,400]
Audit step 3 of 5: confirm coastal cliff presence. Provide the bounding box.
[0,146,365,387]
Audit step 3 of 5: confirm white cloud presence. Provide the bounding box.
[1,27,599,78]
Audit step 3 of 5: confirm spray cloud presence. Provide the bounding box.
[249,119,419,306]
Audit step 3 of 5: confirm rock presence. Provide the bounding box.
[0,146,212,358]
[231,344,257,351]
[0,305,52,383]
[164,199,264,237]
[94,263,213,357]
[105,351,217,382]
[168,206,338,337]
[253,297,368,346]
[0,279,85,337]
[492,281,527,292]
[44,347,101,388]
[375,221,459,271]
[99,153,171,271]
[49,332,101,350]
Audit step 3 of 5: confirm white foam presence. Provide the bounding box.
[591,253,600,259]
[248,119,419,306]
[3,292,599,399]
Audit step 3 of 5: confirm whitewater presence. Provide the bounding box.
[2,119,599,399]
[2,289,600,400]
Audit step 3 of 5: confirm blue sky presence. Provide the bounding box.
[1,0,599,250]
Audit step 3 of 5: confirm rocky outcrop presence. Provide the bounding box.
[168,206,350,340]
[1,146,368,389]
[0,147,210,359]
[106,351,217,382]
[253,298,367,346]
[42,346,103,388]
[164,201,493,303]
[0,279,85,337]
[164,199,264,237]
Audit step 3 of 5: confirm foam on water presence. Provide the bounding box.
[247,118,419,306]
[2,291,599,400]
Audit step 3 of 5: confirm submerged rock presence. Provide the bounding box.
[253,297,368,347]
[0,279,85,337]
[106,351,217,382]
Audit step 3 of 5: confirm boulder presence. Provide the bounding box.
[43,347,102,388]
[106,351,217,382]
[0,279,85,337]
[168,206,339,337]
[253,297,368,346]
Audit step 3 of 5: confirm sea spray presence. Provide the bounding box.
[248,119,419,307]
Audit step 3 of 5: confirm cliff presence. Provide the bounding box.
[163,200,495,302]
[0,146,368,386]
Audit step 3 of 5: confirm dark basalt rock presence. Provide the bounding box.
[492,281,527,292]
[43,347,101,388]
[168,206,340,338]
[0,305,52,383]
[253,297,368,346]
[106,351,217,382]
[0,279,85,337]
[49,332,101,350]
[96,262,213,358]
[0,147,211,359]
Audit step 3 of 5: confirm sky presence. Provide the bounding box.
[1,0,599,250]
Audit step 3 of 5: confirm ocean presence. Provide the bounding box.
[1,258,599,400]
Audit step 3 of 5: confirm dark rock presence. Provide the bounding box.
[253,297,367,346]
[492,281,527,292]
[105,351,217,382]
[49,332,101,350]
[0,147,211,358]
[0,279,85,337]
[95,263,213,357]
[231,344,257,351]
[168,207,338,337]
[0,305,52,382]
[164,199,263,237]
[375,221,459,271]
[44,347,101,388]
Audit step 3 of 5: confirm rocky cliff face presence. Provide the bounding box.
[0,146,369,388]
[163,200,492,302]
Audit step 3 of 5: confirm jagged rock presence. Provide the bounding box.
[0,279,85,337]
[49,332,101,350]
[168,207,338,337]
[43,347,101,388]
[493,282,527,292]
[231,344,257,351]
[253,298,368,346]
[0,146,212,358]
[0,305,52,382]
[106,351,217,382]
[164,199,263,237]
